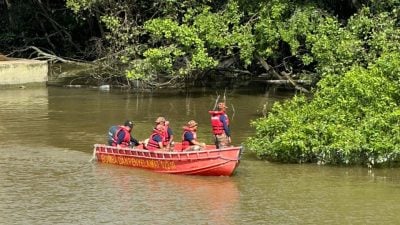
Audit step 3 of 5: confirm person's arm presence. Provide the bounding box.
[220,115,232,143]
[220,115,231,137]
[130,135,140,146]
[168,128,174,142]
[186,132,205,147]
[192,139,206,147]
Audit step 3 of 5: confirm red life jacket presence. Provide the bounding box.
[181,127,197,150]
[112,126,131,147]
[162,124,170,146]
[209,110,230,135]
[147,129,164,151]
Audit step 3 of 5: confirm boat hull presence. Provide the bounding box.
[93,144,242,176]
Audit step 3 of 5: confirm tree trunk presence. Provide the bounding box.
[4,0,15,30]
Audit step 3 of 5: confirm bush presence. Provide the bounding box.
[246,52,400,167]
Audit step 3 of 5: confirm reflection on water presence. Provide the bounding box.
[93,164,239,225]
[1,86,400,225]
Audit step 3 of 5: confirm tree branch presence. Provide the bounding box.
[256,54,309,93]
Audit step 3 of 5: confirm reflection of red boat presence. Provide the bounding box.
[93,143,242,176]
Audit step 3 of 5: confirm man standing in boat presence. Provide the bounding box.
[108,120,141,148]
[209,102,231,148]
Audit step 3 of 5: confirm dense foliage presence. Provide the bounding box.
[246,1,400,167]
[246,52,400,166]
[2,0,394,86]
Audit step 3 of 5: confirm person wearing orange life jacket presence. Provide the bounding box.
[155,116,174,150]
[209,102,231,148]
[108,120,141,148]
[181,120,206,151]
[146,124,167,151]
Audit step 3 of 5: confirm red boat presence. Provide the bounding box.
[92,143,242,176]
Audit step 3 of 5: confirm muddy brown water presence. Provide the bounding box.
[1,86,399,225]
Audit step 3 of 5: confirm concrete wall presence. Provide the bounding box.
[0,59,48,85]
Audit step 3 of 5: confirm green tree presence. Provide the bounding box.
[246,0,400,167]
[3,0,399,91]
[246,51,400,167]
[129,1,254,82]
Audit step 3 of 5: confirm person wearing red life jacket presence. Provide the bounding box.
[109,120,141,148]
[181,120,206,151]
[146,124,166,151]
[209,102,231,148]
[155,116,174,150]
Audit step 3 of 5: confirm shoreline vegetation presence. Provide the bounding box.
[1,0,399,167]
[246,53,400,168]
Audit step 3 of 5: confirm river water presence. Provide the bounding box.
[1,86,399,225]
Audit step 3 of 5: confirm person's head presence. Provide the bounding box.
[155,116,166,124]
[187,120,198,130]
[217,102,228,111]
[155,124,164,132]
[124,120,134,131]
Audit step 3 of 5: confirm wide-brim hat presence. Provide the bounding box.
[155,117,166,123]
[187,120,198,128]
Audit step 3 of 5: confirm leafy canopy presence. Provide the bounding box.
[127,1,255,80]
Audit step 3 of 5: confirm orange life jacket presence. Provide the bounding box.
[209,110,230,135]
[112,126,131,147]
[147,129,165,151]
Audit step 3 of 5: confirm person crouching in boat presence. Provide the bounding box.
[209,102,231,148]
[155,116,174,150]
[108,120,141,148]
[181,120,206,151]
[146,124,167,151]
